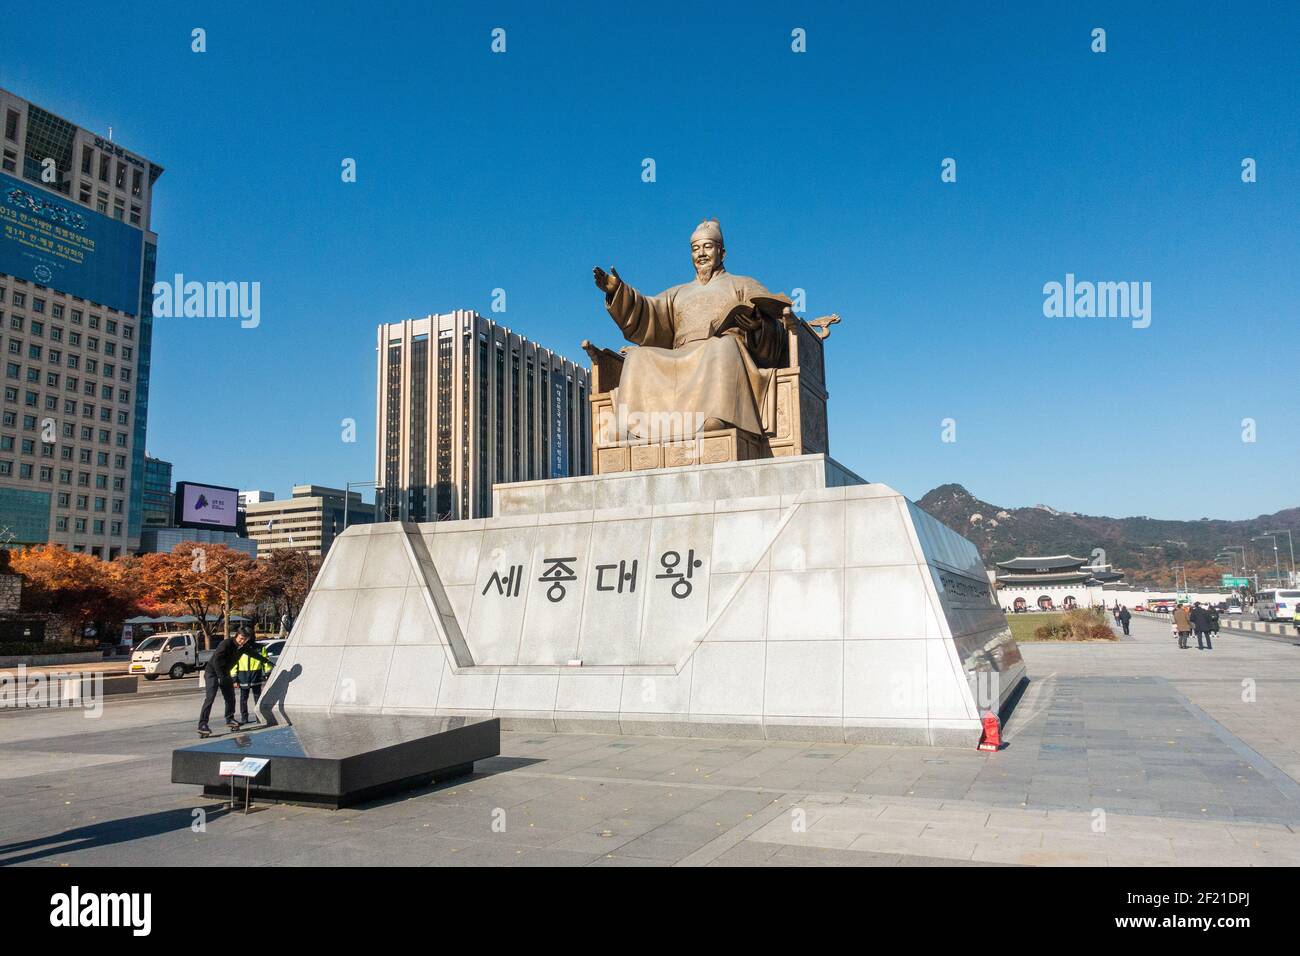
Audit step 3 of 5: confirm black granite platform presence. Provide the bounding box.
[171,713,500,809]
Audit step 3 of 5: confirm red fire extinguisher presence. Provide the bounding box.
[978,711,1001,751]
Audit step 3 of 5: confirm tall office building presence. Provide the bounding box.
[376,311,590,521]
[0,89,162,557]
[141,455,172,527]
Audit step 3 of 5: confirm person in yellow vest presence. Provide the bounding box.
[230,632,273,724]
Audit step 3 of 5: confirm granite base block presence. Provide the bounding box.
[171,713,500,809]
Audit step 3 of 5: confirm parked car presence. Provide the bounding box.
[261,638,286,666]
[128,632,214,680]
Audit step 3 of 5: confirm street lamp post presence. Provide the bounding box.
[342,480,382,532]
[1264,529,1296,586]
[1219,545,1248,578]
[1215,555,1236,588]
[1253,534,1282,588]
[1171,562,1186,593]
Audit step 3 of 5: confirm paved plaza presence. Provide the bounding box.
[2,614,1298,867]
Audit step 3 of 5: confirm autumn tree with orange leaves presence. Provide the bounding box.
[10,545,146,640]
[139,544,263,649]
[255,549,319,629]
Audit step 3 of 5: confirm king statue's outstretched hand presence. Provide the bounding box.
[593,266,621,296]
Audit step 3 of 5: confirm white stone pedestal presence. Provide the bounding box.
[267,454,1025,746]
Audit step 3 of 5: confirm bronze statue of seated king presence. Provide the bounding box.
[583,219,837,474]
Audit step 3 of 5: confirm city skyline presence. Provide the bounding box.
[4,2,1297,520]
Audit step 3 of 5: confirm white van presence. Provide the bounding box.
[128,632,214,680]
[1255,590,1300,622]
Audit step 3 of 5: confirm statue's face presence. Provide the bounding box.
[691,239,724,278]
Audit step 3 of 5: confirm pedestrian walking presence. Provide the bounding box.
[1189,602,1213,651]
[1207,605,1220,649]
[197,625,273,737]
[1118,605,1131,636]
[231,639,273,724]
[1173,604,1193,649]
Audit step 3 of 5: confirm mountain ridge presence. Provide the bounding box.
[916,483,1300,587]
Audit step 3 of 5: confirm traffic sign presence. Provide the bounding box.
[1221,575,1249,587]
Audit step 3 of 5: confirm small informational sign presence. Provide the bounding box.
[219,757,269,814]
[219,758,268,778]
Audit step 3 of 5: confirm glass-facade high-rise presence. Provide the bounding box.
[375,311,590,522]
[142,455,172,528]
[0,88,162,558]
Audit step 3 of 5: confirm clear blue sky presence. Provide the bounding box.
[5,1,1297,520]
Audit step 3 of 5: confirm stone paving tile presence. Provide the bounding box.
[845,833,977,861]
[706,840,785,865]
[605,834,702,862]
[812,815,925,840]
[755,844,910,866]
[546,828,642,855]
[972,842,1109,866]
[918,821,1043,846]
[586,854,671,867]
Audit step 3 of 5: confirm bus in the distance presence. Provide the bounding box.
[1255,589,1300,622]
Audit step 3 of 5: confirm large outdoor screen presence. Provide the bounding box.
[174,481,239,530]
[0,171,143,315]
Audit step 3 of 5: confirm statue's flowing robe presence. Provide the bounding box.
[604,271,785,440]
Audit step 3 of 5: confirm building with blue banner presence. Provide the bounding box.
[0,88,162,559]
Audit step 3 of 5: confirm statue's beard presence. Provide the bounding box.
[694,260,721,281]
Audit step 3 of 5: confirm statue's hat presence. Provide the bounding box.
[690,219,723,246]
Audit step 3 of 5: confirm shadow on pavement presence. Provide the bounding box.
[0,805,233,866]
[348,755,546,811]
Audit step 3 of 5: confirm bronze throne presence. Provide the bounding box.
[581,314,839,475]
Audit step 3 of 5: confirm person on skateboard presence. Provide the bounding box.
[198,626,273,737]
